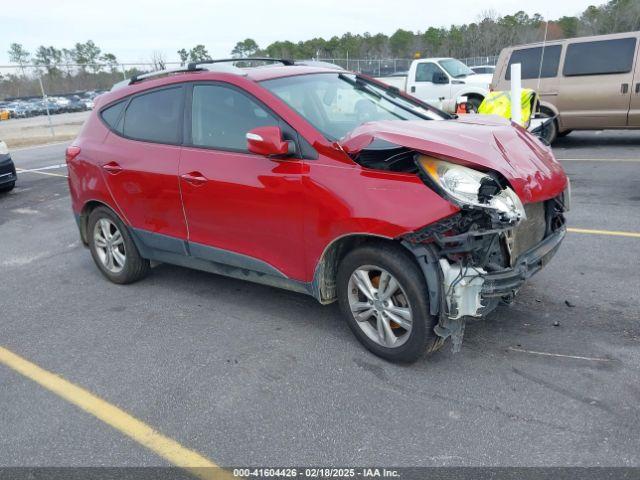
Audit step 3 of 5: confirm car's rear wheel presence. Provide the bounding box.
[88,206,150,284]
[466,96,483,113]
[337,243,441,363]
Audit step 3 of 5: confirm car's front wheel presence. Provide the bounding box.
[538,108,558,144]
[337,243,441,363]
[0,181,15,193]
[88,206,150,284]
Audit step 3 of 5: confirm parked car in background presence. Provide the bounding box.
[492,30,640,142]
[0,140,17,192]
[376,57,492,112]
[67,59,568,362]
[0,91,98,120]
[470,65,495,75]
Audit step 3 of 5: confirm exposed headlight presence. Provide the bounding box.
[417,155,526,223]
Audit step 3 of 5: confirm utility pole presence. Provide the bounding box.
[38,76,55,137]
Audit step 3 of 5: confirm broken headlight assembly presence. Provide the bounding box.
[416,155,526,224]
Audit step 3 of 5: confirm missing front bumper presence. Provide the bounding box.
[404,220,566,352]
[439,226,565,318]
[481,226,565,299]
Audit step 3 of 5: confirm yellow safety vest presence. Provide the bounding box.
[478,89,537,127]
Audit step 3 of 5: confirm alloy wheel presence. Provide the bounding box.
[93,218,126,274]
[347,265,413,348]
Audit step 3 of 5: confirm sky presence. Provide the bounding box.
[0,0,598,65]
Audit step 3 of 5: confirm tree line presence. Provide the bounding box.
[228,0,640,59]
[2,0,639,99]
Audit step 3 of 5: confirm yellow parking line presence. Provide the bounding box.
[0,346,232,480]
[567,227,640,238]
[16,168,68,179]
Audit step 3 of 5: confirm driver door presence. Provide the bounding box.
[179,83,307,280]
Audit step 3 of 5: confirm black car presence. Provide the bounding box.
[0,141,17,192]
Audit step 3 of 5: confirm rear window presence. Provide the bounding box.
[563,38,636,76]
[122,87,183,144]
[506,45,562,80]
[100,100,126,133]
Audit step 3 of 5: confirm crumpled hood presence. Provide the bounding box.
[340,116,568,203]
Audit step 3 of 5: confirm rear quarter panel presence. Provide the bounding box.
[66,109,123,220]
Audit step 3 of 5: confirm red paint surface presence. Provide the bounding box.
[68,67,567,283]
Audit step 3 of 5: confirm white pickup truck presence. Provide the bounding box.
[375,57,492,113]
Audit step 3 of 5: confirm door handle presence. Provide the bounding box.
[410,86,416,93]
[635,83,640,94]
[180,171,208,186]
[621,83,629,94]
[102,161,123,174]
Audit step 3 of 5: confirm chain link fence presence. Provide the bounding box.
[317,56,498,75]
[316,58,413,76]
[458,55,499,67]
[1,55,499,122]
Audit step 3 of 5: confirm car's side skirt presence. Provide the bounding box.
[129,227,313,297]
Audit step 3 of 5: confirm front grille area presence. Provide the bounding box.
[507,202,547,263]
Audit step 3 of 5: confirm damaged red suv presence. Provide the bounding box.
[66,59,569,362]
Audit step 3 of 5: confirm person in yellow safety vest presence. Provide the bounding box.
[477,88,538,128]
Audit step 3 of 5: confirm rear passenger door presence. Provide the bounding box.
[178,82,307,281]
[557,36,637,129]
[100,86,188,245]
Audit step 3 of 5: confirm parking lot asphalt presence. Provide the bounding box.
[1,131,639,469]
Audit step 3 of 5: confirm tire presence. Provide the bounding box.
[538,109,558,144]
[0,181,15,193]
[558,129,572,138]
[87,206,150,284]
[337,242,440,363]
[467,96,483,113]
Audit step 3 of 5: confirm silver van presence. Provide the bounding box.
[492,31,640,142]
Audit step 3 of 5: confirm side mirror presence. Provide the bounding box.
[433,72,449,84]
[246,126,296,158]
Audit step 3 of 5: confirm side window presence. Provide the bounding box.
[122,87,182,144]
[100,100,126,133]
[191,84,279,151]
[506,45,562,80]
[563,38,636,76]
[415,63,440,82]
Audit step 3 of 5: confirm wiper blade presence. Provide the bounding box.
[339,73,382,99]
[339,73,452,120]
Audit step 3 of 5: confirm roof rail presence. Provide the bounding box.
[111,67,203,91]
[187,57,294,70]
[111,58,295,91]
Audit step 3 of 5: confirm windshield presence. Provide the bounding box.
[261,73,442,141]
[438,59,475,78]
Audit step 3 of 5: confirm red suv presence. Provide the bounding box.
[66,59,569,362]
